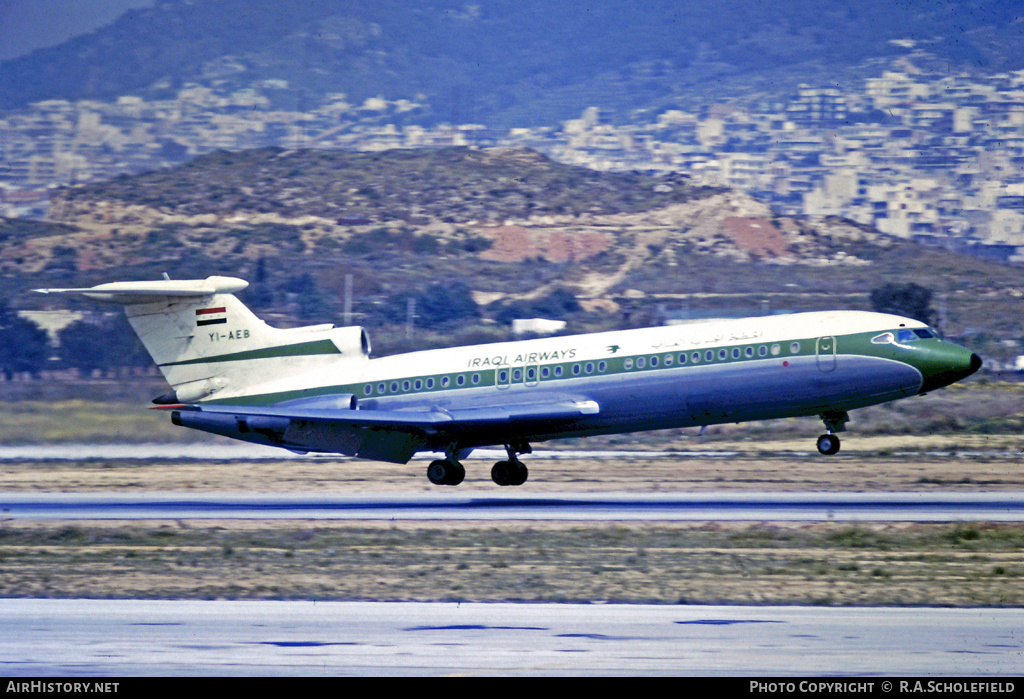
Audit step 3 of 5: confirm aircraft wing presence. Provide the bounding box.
[171,395,600,463]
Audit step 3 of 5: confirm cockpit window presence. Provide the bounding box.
[873,328,937,345]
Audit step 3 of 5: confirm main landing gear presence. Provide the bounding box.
[491,443,531,487]
[425,442,532,487]
[427,457,465,486]
[426,442,532,486]
[816,410,849,456]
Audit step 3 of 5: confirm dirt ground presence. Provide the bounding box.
[0,436,1021,494]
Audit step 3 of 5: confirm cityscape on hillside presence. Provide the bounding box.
[2,46,1024,265]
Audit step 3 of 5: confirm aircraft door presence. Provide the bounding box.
[816,336,837,372]
[497,364,540,389]
[496,366,511,390]
[525,364,540,387]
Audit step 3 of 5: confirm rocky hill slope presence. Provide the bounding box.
[5,146,1021,351]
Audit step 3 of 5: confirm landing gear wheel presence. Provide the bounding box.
[491,459,528,486]
[427,459,465,486]
[816,434,841,456]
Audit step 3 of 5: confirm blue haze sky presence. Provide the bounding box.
[0,0,153,60]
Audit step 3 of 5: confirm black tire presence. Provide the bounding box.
[511,459,528,486]
[446,460,466,486]
[491,460,512,486]
[427,459,450,485]
[428,459,465,486]
[816,434,841,456]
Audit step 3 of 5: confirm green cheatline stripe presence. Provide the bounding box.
[159,339,341,367]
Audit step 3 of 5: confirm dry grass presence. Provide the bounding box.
[1,520,1023,606]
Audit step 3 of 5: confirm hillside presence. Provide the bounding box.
[3,145,1018,362]
[2,1,1022,125]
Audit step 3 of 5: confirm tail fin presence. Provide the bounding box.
[36,276,370,403]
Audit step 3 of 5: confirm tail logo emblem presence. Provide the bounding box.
[196,307,227,327]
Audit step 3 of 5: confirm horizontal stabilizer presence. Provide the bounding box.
[35,276,248,304]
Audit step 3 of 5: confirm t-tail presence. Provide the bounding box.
[35,276,370,404]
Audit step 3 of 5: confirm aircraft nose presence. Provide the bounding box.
[917,346,982,394]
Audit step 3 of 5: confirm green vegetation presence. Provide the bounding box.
[0,400,185,444]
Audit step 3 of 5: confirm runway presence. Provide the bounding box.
[3,598,1023,676]
[5,450,1023,676]
[5,491,1024,521]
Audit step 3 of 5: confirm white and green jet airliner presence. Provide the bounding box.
[38,275,982,486]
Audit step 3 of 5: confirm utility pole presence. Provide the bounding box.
[406,296,416,341]
[343,274,353,326]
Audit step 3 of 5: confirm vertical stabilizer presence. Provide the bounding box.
[36,276,368,402]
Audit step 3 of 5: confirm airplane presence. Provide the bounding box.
[36,275,982,486]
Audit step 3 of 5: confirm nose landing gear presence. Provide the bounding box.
[816,433,841,456]
[816,410,849,456]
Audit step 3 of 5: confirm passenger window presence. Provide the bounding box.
[790,342,801,354]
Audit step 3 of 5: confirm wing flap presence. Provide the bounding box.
[173,395,600,462]
[189,397,600,429]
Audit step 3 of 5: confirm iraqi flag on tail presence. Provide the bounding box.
[195,306,227,326]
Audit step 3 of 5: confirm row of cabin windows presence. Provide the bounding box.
[624,341,799,370]
[360,342,803,397]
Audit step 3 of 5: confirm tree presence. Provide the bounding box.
[0,300,50,379]
[869,283,937,326]
[379,281,480,331]
[57,314,150,377]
